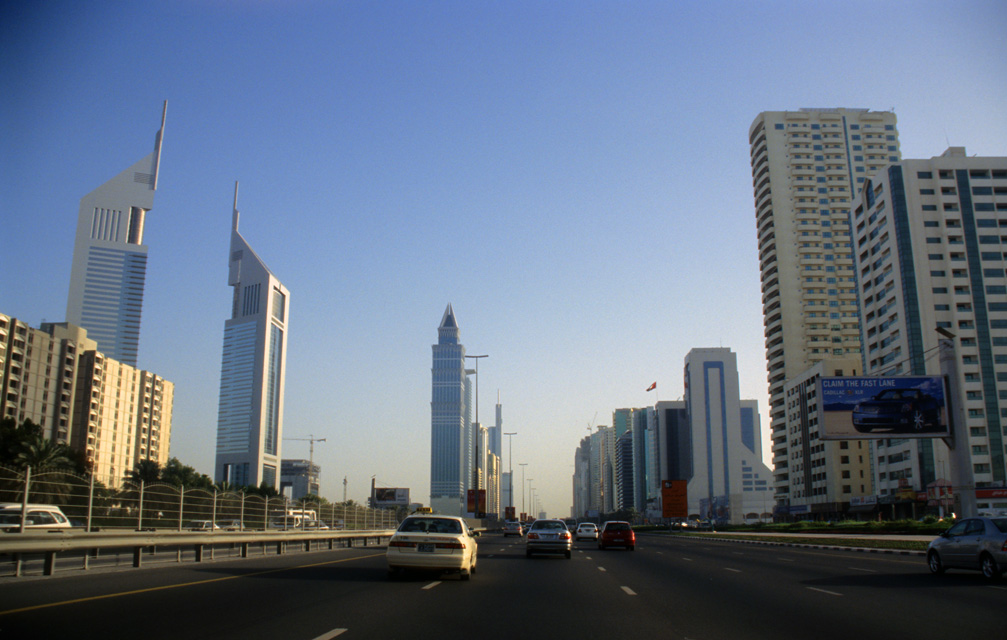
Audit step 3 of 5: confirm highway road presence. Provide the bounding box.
[0,533,1003,639]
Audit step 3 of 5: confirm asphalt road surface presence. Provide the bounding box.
[0,533,1003,639]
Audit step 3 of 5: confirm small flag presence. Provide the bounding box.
[646,382,657,392]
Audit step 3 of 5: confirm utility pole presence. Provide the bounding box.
[465,354,488,518]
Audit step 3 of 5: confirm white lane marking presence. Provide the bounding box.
[681,557,693,562]
[990,585,1007,591]
[849,567,877,573]
[807,587,843,597]
[585,556,593,560]
[621,586,637,596]
[598,567,607,572]
[725,568,741,573]
[732,551,744,555]
[777,557,795,562]
[312,630,347,640]
[656,551,663,555]
[422,581,442,590]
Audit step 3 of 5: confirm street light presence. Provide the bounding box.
[504,432,517,511]
[519,463,528,516]
[465,354,488,518]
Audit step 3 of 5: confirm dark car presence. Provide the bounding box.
[927,516,1007,580]
[852,388,942,433]
[598,521,635,550]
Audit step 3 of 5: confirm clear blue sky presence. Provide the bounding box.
[2,1,1005,515]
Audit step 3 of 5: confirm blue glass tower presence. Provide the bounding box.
[430,304,469,515]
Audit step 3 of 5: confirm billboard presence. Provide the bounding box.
[373,487,410,506]
[466,489,487,517]
[818,376,949,439]
[661,480,688,518]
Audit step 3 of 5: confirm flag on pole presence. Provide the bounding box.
[646,382,657,392]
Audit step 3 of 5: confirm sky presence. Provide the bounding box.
[2,0,1006,516]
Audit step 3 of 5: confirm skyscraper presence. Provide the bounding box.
[430,304,469,515]
[749,108,900,506]
[852,148,1007,511]
[214,184,289,490]
[681,348,773,522]
[66,102,167,367]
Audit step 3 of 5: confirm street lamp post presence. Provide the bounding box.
[504,432,517,511]
[465,354,488,518]
[519,463,528,517]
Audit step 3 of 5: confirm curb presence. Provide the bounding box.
[641,532,926,556]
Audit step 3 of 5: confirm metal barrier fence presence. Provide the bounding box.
[0,465,398,532]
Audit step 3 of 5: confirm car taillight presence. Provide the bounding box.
[1001,540,1007,552]
[389,540,415,548]
[436,542,465,549]
[560,531,571,540]
[527,532,539,539]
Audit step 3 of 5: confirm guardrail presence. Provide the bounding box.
[0,528,396,578]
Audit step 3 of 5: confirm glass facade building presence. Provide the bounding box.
[430,304,470,515]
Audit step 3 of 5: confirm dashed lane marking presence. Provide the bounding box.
[848,567,877,573]
[422,581,442,590]
[598,567,607,572]
[621,586,637,596]
[312,629,347,640]
[725,568,741,573]
[807,587,843,597]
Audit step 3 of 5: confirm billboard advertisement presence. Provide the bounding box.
[373,487,410,506]
[466,489,487,517]
[661,480,688,518]
[818,376,949,439]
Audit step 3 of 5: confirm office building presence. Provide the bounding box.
[852,148,1007,513]
[0,313,173,487]
[679,348,773,523]
[430,304,470,516]
[66,103,167,367]
[214,184,290,490]
[280,459,320,501]
[749,108,901,507]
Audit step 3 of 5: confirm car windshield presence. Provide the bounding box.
[398,517,462,534]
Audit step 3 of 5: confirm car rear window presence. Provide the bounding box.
[606,523,630,531]
[399,518,462,534]
[534,521,566,530]
[992,518,1007,533]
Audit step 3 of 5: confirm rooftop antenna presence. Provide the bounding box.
[232,181,240,231]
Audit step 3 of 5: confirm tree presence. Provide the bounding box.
[128,459,162,485]
[161,457,214,490]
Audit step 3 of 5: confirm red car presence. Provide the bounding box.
[598,521,635,551]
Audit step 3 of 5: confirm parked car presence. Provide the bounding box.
[217,520,245,531]
[852,388,942,433]
[927,516,1007,580]
[575,522,599,541]
[187,520,221,531]
[503,520,524,537]
[0,503,72,533]
[386,515,478,580]
[525,519,572,558]
[598,521,635,550]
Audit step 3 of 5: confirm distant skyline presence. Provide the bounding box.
[2,1,1005,514]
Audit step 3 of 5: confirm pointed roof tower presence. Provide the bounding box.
[438,304,460,345]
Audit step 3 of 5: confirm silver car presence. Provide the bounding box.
[525,519,572,558]
[927,516,1007,580]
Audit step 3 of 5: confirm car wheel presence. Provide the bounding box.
[980,552,1002,580]
[526,549,533,558]
[460,569,470,581]
[598,543,605,550]
[629,545,635,551]
[927,551,945,575]
[565,550,571,559]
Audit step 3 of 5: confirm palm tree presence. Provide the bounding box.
[128,459,162,485]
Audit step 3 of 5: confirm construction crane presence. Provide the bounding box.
[284,435,327,493]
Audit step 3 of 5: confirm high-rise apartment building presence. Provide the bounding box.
[852,148,1007,514]
[749,108,901,507]
[0,313,173,487]
[214,184,289,490]
[66,103,166,367]
[430,304,470,515]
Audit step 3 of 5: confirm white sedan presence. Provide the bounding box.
[386,515,478,580]
[575,522,599,541]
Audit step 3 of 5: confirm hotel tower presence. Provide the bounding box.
[214,184,290,490]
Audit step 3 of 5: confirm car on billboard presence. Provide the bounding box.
[852,388,942,433]
[386,515,478,580]
[926,516,1007,580]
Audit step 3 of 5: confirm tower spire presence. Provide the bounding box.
[232,181,239,231]
[152,100,167,190]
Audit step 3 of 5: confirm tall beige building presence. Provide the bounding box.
[749,108,900,512]
[0,313,173,486]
